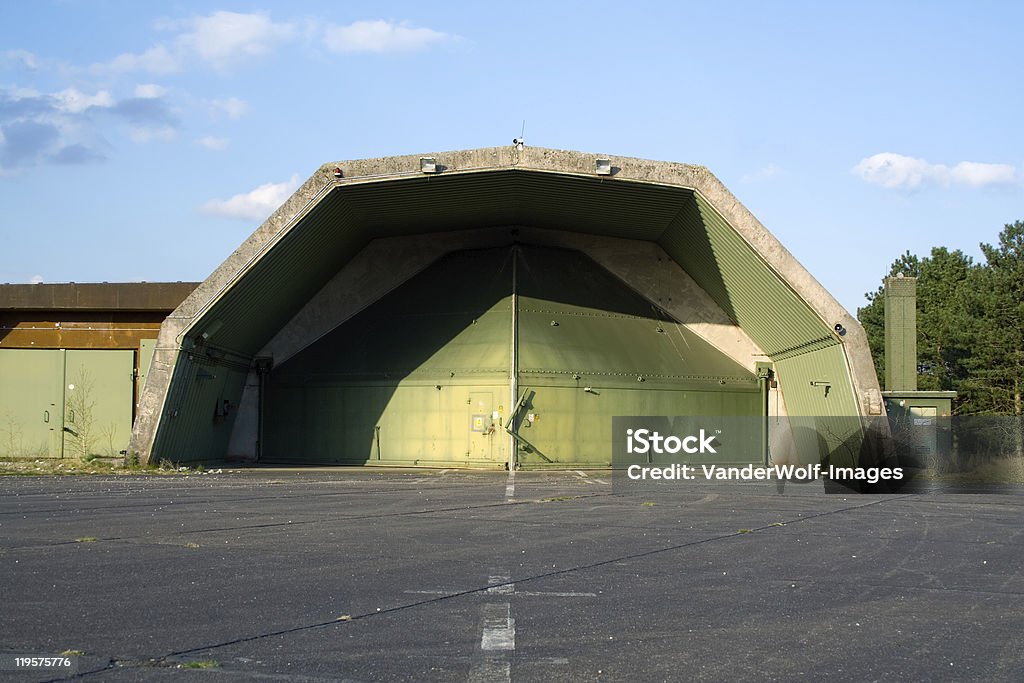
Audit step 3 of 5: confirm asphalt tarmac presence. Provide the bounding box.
[0,469,1021,682]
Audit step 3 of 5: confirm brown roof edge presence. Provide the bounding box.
[0,282,201,311]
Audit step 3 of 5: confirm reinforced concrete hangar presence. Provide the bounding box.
[130,147,884,468]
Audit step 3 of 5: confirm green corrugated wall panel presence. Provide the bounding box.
[194,194,368,357]
[151,356,248,463]
[344,171,682,240]
[659,195,836,359]
[773,345,862,467]
[510,172,682,238]
[0,349,64,458]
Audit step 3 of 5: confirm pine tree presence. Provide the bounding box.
[963,221,1024,417]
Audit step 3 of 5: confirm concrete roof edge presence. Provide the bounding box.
[322,145,710,184]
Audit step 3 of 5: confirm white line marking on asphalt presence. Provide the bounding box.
[505,468,515,500]
[404,588,596,598]
[487,573,514,594]
[480,602,515,651]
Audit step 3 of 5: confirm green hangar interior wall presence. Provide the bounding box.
[264,246,760,467]
[130,147,885,468]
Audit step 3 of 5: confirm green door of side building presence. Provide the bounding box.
[0,349,134,458]
[263,246,761,468]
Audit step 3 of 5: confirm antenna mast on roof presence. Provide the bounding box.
[513,120,526,151]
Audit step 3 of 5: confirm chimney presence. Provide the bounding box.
[884,275,917,391]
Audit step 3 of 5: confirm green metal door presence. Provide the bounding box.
[0,349,65,458]
[468,390,499,461]
[1,349,134,459]
[62,350,135,459]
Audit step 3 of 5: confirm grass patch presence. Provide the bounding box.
[737,529,752,534]
[0,458,225,477]
[180,660,219,669]
[60,650,85,657]
[641,501,656,507]
[540,495,583,503]
[75,537,98,543]
[184,542,200,549]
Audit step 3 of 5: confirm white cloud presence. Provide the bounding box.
[201,175,301,221]
[210,97,249,120]
[134,84,167,99]
[0,86,177,168]
[177,11,294,71]
[323,20,454,53]
[101,11,293,74]
[129,125,177,143]
[2,50,39,71]
[197,135,229,151]
[52,88,114,113]
[949,161,1017,187]
[853,153,1017,189]
[106,44,180,74]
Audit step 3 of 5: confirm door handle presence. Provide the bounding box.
[68,409,76,424]
[43,410,49,424]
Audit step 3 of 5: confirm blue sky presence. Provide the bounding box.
[1,1,1021,315]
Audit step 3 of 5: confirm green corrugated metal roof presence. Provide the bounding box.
[189,170,833,363]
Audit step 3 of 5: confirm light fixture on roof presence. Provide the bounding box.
[595,158,613,176]
[332,167,343,178]
[419,157,439,174]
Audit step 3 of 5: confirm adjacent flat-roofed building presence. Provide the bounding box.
[123,147,884,469]
[0,282,198,458]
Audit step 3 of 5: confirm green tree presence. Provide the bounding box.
[962,221,1024,417]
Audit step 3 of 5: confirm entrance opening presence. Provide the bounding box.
[262,245,761,467]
